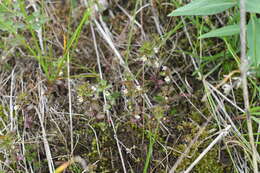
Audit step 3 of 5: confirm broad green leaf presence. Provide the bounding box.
[199,24,240,39]
[247,17,260,68]
[245,0,260,14]
[168,0,236,16]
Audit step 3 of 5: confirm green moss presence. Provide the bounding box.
[174,122,230,172]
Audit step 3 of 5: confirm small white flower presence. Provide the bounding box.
[162,66,168,71]
[154,61,160,68]
[14,105,20,111]
[126,147,131,154]
[136,85,142,91]
[91,86,97,91]
[58,71,63,76]
[134,115,141,120]
[164,76,171,83]
[153,47,159,53]
[77,96,84,103]
[1,56,6,60]
[122,88,128,95]
[140,55,147,62]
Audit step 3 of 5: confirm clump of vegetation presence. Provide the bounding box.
[0,0,259,172]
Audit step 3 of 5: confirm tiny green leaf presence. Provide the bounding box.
[250,106,260,113]
[199,24,240,39]
[168,0,236,16]
[249,106,260,116]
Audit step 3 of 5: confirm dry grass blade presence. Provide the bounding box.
[35,83,54,172]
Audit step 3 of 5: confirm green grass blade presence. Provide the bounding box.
[143,131,155,173]
[247,17,260,68]
[168,0,236,16]
[199,24,240,39]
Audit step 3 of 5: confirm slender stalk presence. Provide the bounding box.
[239,0,258,172]
[67,52,74,155]
[143,131,155,173]
[90,22,127,173]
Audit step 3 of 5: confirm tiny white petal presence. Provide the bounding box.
[154,47,159,53]
[136,85,142,91]
[164,76,171,83]
[59,71,63,76]
[162,66,168,71]
[14,105,20,111]
[122,88,128,94]
[134,115,141,120]
[91,86,97,91]
[154,61,160,68]
[77,96,84,103]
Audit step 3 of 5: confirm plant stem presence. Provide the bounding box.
[239,0,259,172]
[143,130,156,173]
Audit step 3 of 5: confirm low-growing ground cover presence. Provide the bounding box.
[0,0,259,172]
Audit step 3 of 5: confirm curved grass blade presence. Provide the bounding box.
[199,24,240,39]
[168,0,237,16]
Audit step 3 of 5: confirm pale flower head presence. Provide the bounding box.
[136,85,142,91]
[162,66,168,71]
[122,88,128,95]
[77,95,84,103]
[14,105,20,111]
[164,76,171,83]
[154,61,160,68]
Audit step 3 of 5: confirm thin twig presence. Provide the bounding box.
[239,0,258,172]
